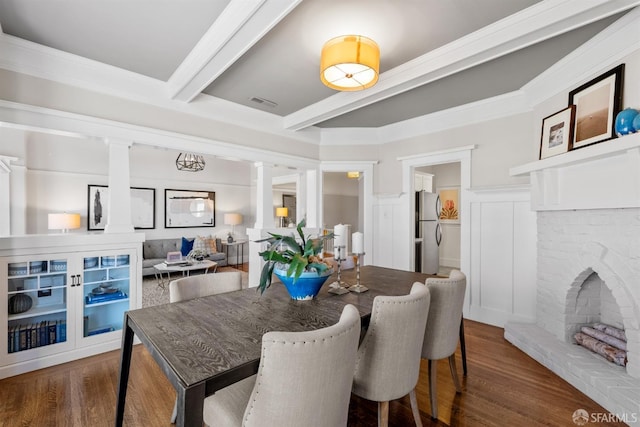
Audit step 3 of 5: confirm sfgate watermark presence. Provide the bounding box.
[572,408,638,425]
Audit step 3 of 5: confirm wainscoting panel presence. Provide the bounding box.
[468,187,536,327]
[372,194,410,270]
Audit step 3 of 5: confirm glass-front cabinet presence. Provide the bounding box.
[6,257,70,355]
[1,234,142,379]
[82,253,131,338]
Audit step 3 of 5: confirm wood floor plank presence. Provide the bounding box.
[0,320,625,426]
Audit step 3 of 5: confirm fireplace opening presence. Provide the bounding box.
[567,271,627,367]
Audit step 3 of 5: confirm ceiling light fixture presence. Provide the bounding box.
[347,171,360,179]
[320,35,380,91]
[176,152,205,172]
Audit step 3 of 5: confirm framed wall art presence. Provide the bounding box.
[568,64,624,149]
[437,187,460,224]
[88,185,155,230]
[165,189,215,228]
[539,106,575,160]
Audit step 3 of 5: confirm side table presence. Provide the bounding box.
[221,239,248,270]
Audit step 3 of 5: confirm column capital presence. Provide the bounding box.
[0,156,19,174]
[104,137,133,148]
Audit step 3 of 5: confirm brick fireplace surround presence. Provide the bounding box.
[505,207,640,421]
[505,134,640,422]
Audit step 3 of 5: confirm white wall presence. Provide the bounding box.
[322,172,359,231]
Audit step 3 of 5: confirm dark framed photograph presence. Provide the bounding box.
[165,189,215,228]
[568,64,624,149]
[88,185,155,230]
[539,106,575,160]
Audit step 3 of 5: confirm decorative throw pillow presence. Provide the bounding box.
[207,235,218,253]
[193,235,209,254]
[180,237,194,257]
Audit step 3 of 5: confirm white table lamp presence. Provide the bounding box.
[224,213,243,242]
[48,213,81,233]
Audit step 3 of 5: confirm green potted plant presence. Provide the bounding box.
[257,218,335,299]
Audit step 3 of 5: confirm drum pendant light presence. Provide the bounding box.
[320,35,380,91]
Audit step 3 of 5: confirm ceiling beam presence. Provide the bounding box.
[167,0,302,103]
[283,0,640,131]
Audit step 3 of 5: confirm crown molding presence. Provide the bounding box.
[318,91,529,146]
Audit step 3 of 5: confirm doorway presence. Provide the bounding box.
[400,145,473,278]
[414,163,461,276]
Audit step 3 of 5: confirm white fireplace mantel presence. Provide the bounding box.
[510,132,640,211]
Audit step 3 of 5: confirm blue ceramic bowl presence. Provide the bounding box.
[274,268,333,300]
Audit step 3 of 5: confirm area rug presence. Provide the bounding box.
[142,266,249,307]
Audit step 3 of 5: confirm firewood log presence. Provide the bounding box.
[592,323,626,342]
[581,326,627,351]
[574,332,627,367]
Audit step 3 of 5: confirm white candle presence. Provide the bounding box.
[333,224,345,247]
[352,232,364,254]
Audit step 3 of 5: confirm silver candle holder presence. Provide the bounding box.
[328,245,349,295]
[348,252,368,293]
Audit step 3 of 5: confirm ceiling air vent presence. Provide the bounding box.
[249,97,278,108]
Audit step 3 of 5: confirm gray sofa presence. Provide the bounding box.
[142,238,227,276]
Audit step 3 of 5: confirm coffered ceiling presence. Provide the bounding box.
[0,0,637,137]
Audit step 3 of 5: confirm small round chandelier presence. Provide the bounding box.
[320,35,380,91]
[176,152,205,172]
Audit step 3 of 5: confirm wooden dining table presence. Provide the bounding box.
[114,266,432,427]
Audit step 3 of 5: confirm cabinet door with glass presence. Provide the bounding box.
[3,256,73,361]
[80,251,134,344]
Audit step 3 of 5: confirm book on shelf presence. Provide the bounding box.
[85,291,127,304]
[39,320,48,347]
[48,320,57,345]
[8,318,66,353]
[88,325,114,336]
[59,320,66,342]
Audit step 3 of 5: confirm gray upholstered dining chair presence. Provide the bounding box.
[352,282,431,427]
[168,271,242,423]
[169,270,242,303]
[202,304,361,427]
[422,269,467,420]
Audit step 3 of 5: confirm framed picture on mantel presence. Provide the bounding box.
[569,64,624,149]
[539,106,575,160]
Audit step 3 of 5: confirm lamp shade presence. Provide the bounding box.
[276,207,288,217]
[48,213,81,232]
[224,213,243,226]
[320,35,380,91]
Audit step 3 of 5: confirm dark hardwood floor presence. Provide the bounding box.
[0,320,623,427]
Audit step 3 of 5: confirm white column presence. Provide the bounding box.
[304,169,319,228]
[0,156,17,236]
[254,162,275,229]
[104,138,134,234]
[9,164,27,236]
[296,172,306,225]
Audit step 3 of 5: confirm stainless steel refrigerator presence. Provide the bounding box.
[415,191,442,274]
